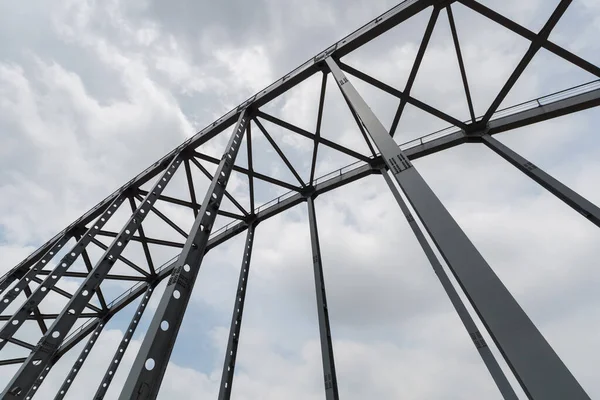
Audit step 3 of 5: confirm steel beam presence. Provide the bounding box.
[481,0,572,124]
[307,197,339,400]
[382,171,518,399]
[93,284,154,400]
[481,134,600,227]
[118,111,250,400]
[246,123,256,212]
[325,56,590,400]
[218,225,256,400]
[255,111,372,163]
[447,5,475,123]
[1,154,184,399]
[128,197,156,275]
[310,72,328,185]
[0,235,71,313]
[389,6,440,136]
[188,157,249,216]
[50,319,108,400]
[459,0,600,79]
[253,118,306,186]
[193,151,303,192]
[0,195,126,352]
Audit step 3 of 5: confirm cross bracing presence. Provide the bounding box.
[0,0,599,398]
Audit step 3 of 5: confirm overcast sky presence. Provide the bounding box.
[1,0,600,399]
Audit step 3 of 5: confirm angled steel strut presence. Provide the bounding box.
[118,110,250,400]
[325,56,590,400]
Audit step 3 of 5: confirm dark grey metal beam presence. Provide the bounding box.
[307,197,339,400]
[28,276,103,314]
[218,225,256,400]
[133,193,189,239]
[0,235,72,314]
[310,72,328,185]
[246,123,256,213]
[0,195,127,353]
[193,151,303,192]
[447,4,475,123]
[0,0,433,292]
[0,358,27,367]
[325,56,590,400]
[0,313,98,321]
[128,197,156,275]
[481,0,572,124]
[118,111,250,400]
[390,6,440,136]
[93,284,154,400]
[53,263,176,360]
[256,111,372,163]
[0,234,72,298]
[79,244,109,311]
[184,158,200,218]
[338,61,468,130]
[1,154,185,399]
[22,285,48,334]
[481,134,600,227]
[253,118,306,187]
[50,319,107,400]
[459,0,600,79]
[381,171,518,399]
[35,270,145,282]
[189,156,249,216]
[90,237,150,277]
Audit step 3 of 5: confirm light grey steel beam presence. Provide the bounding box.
[325,56,589,400]
[93,284,154,400]
[382,171,518,399]
[307,197,339,400]
[218,225,256,400]
[481,134,600,227]
[118,111,250,400]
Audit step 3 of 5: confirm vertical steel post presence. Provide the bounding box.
[0,194,127,352]
[382,171,518,399]
[325,56,590,400]
[307,196,339,400]
[1,153,184,399]
[481,134,600,227]
[49,319,108,400]
[93,284,155,400]
[218,224,256,400]
[118,110,250,400]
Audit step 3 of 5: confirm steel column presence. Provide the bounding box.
[218,224,256,400]
[481,134,600,227]
[117,110,250,400]
[50,319,108,400]
[0,194,127,353]
[1,154,184,399]
[93,284,155,400]
[382,171,518,399]
[306,197,339,399]
[325,56,590,400]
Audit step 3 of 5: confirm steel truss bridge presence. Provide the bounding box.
[1,0,599,398]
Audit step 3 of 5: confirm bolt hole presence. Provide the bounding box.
[145,358,155,371]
